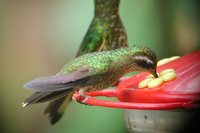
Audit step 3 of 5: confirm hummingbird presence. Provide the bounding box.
[23,46,158,124]
[30,0,129,124]
[76,0,127,56]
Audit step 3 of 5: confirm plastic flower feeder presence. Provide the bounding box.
[73,50,200,133]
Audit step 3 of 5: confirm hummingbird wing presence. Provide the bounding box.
[24,66,90,92]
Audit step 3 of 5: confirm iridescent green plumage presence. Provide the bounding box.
[76,0,127,56]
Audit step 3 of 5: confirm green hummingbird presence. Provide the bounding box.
[76,0,127,56]
[23,46,158,124]
[29,0,128,124]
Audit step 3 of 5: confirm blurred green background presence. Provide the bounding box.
[0,0,200,133]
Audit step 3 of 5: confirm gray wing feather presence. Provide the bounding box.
[24,67,90,92]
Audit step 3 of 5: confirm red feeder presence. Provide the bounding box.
[73,50,200,133]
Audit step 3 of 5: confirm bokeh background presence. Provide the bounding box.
[0,0,200,133]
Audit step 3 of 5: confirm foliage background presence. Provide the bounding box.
[0,0,199,133]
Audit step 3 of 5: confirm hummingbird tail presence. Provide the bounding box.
[22,89,73,107]
[44,92,73,125]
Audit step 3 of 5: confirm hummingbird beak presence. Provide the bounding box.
[150,69,158,78]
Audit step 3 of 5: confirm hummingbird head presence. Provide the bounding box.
[133,47,158,78]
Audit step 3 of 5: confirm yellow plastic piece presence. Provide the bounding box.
[138,78,153,88]
[148,78,163,88]
[160,69,175,76]
[160,72,176,81]
[157,58,171,66]
[169,56,180,61]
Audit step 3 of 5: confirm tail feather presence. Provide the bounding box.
[44,92,73,124]
[23,89,72,107]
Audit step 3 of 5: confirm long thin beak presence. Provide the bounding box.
[153,73,158,78]
[151,69,158,78]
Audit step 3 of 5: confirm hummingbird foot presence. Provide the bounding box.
[99,35,106,51]
[72,89,90,105]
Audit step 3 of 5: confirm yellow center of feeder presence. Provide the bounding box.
[138,56,179,89]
